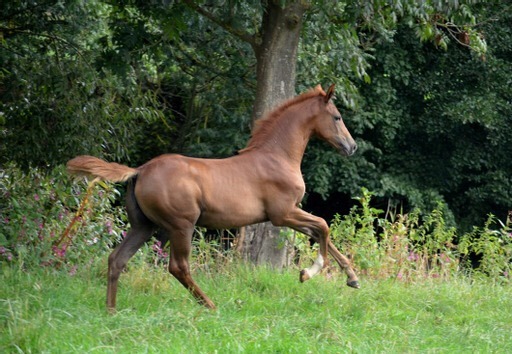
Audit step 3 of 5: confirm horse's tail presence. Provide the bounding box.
[66,155,138,182]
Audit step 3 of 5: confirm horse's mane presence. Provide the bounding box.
[239,85,326,153]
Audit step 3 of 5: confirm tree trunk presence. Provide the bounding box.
[241,2,307,268]
[251,2,306,120]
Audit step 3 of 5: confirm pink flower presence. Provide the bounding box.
[440,253,451,263]
[407,251,418,262]
[105,220,113,235]
[153,241,162,251]
[34,194,40,201]
[52,245,67,258]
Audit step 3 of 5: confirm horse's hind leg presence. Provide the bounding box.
[165,225,216,309]
[107,178,155,312]
[107,223,154,312]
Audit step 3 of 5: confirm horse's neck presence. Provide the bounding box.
[258,108,313,166]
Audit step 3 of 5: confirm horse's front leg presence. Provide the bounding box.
[271,208,330,281]
[327,240,360,288]
[272,207,360,288]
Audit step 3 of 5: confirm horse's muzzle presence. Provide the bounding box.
[337,138,357,156]
[347,142,357,156]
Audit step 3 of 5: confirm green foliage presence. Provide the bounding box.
[459,213,512,281]
[330,188,509,283]
[0,0,167,167]
[0,165,126,271]
[330,188,382,272]
[337,2,512,229]
[2,163,507,285]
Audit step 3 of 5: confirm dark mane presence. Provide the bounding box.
[240,86,326,153]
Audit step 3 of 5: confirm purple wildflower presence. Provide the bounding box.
[52,245,67,258]
[407,251,418,262]
[152,241,169,260]
[105,220,113,235]
[153,240,162,252]
[440,253,451,263]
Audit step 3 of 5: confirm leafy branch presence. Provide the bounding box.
[182,0,259,47]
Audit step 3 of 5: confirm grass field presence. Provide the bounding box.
[1,260,511,354]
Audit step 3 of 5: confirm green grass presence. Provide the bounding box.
[1,261,511,353]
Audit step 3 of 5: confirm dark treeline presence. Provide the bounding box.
[1,1,510,231]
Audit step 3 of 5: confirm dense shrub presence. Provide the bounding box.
[0,165,126,272]
[329,188,511,283]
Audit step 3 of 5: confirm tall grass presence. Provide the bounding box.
[2,262,512,353]
[329,188,511,283]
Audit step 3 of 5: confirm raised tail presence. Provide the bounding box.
[66,155,138,182]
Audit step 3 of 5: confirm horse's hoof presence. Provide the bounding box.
[347,280,360,289]
[300,269,310,283]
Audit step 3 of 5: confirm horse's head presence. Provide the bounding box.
[312,84,357,156]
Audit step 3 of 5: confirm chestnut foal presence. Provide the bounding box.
[67,85,359,311]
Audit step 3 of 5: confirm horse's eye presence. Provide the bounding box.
[334,115,341,121]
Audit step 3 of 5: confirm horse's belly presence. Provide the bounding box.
[197,203,267,229]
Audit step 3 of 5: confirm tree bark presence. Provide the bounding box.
[241,2,308,268]
[251,2,307,120]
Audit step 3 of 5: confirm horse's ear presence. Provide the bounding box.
[325,84,335,103]
[314,84,323,91]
